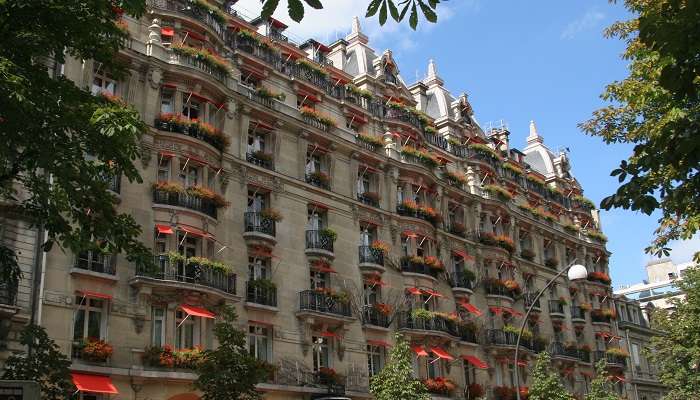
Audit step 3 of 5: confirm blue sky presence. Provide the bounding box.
[234,0,699,286]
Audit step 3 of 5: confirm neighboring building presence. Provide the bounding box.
[1,3,626,400]
[615,259,694,310]
[614,295,667,400]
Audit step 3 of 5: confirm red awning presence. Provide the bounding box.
[430,347,454,361]
[503,307,523,317]
[422,289,443,298]
[364,277,386,287]
[72,373,119,394]
[180,304,215,319]
[402,230,418,238]
[156,224,173,235]
[184,30,205,41]
[159,151,176,158]
[367,339,390,348]
[178,225,210,238]
[77,290,112,300]
[516,359,528,367]
[161,27,174,37]
[452,250,474,260]
[297,90,321,103]
[489,306,503,315]
[406,287,422,296]
[412,345,429,357]
[458,300,483,316]
[462,355,488,369]
[320,330,341,338]
[580,371,593,378]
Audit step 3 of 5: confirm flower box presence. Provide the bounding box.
[142,345,204,370]
[76,338,113,362]
[544,257,559,268]
[520,248,535,261]
[423,377,456,395]
[484,184,513,202]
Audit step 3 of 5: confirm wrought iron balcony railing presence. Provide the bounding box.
[397,312,458,336]
[298,290,351,317]
[246,281,277,307]
[362,307,390,328]
[153,189,218,218]
[358,245,384,266]
[244,212,276,237]
[135,255,236,294]
[305,230,334,253]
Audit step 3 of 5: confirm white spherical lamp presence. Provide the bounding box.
[567,264,588,281]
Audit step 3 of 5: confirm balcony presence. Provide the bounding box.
[400,258,439,279]
[305,230,334,257]
[591,310,613,324]
[424,131,448,150]
[397,312,457,337]
[550,342,579,360]
[579,350,592,363]
[548,300,566,318]
[358,246,384,269]
[486,329,520,348]
[594,351,627,367]
[246,281,277,308]
[357,193,380,208]
[457,325,479,344]
[246,151,274,170]
[302,114,330,132]
[298,290,351,318]
[0,283,17,308]
[449,271,475,294]
[148,0,225,38]
[396,204,439,226]
[288,62,329,89]
[153,117,227,151]
[133,255,236,295]
[102,173,121,194]
[172,51,228,83]
[238,85,277,110]
[153,188,218,218]
[243,212,276,244]
[362,307,390,328]
[570,306,586,321]
[384,107,422,131]
[523,293,541,311]
[482,279,516,302]
[73,252,116,276]
[305,173,331,190]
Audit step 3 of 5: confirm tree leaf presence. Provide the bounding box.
[302,0,324,10]
[418,0,437,23]
[398,1,411,20]
[366,0,383,17]
[379,0,388,25]
[261,0,281,19]
[288,0,304,22]
[409,2,418,30]
[388,0,400,21]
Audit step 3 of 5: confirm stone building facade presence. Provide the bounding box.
[1,1,629,399]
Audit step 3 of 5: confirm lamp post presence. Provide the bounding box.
[514,261,588,400]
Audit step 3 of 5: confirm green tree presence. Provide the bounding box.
[646,265,700,399]
[0,0,155,286]
[584,359,620,400]
[527,352,574,400]
[259,0,445,29]
[369,333,429,400]
[581,0,700,262]
[194,305,269,400]
[2,324,73,400]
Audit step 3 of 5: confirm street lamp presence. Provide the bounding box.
[514,262,588,400]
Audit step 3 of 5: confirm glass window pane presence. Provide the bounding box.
[73,310,85,340]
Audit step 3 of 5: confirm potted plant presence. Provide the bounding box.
[544,257,559,268]
[317,367,340,384]
[248,278,276,292]
[586,230,608,243]
[418,205,441,224]
[503,279,522,296]
[605,347,629,357]
[318,228,337,243]
[355,133,383,147]
[579,303,592,311]
[444,170,467,186]
[493,385,516,400]
[520,248,535,261]
[484,184,513,202]
[563,223,579,234]
[370,240,390,253]
[461,268,476,282]
[309,170,330,186]
[423,377,456,395]
[494,235,515,253]
[361,191,380,203]
[411,308,434,321]
[526,174,545,188]
[466,383,485,399]
[373,303,392,316]
[479,231,498,246]
[260,208,283,222]
[399,199,419,213]
[502,162,524,176]
[468,143,501,160]
[424,255,444,271]
[79,338,113,362]
[450,221,466,235]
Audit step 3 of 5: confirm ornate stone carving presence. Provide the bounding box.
[148,67,163,89]
[133,313,146,334]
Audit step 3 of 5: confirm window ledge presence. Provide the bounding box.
[70,267,119,283]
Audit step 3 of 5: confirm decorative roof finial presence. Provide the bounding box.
[352,16,361,34]
[423,58,443,86]
[527,120,544,144]
[346,16,368,44]
[428,59,437,78]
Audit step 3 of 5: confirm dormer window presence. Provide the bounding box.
[384,65,397,85]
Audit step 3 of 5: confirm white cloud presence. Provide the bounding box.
[560,8,605,40]
[668,235,700,264]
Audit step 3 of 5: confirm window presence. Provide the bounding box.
[364,282,380,306]
[367,345,384,376]
[452,255,464,276]
[248,131,267,154]
[91,66,116,96]
[175,310,200,349]
[305,151,322,174]
[307,208,325,230]
[158,158,171,182]
[359,225,376,246]
[182,98,201,120]
[310,270,327,290]
[160,89,174,114]
[396,185,404,204]
[426,358,442,379]
[179,165,199,187]
[357,170,372,196]
[75,250,112,274]
[73,296,106,341]
[401,235,411,257]
[249,257,269,280]
[78,393,105,400]
[631,343,641,368]
[247,190,267,212]
[249,324,270,362]
[312,336,329,371]
[152,307,166,347]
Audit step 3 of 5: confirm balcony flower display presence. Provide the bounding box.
[460,268,477,282]
[423,377,456,395]
[449,221,466,235]
[541,210,557,223]
[191,0,227,24]
[580,303,592,311]
[399,199,419,212]
[586,230,608,243]
[579,344,591,353]
[605,347,629,357]
[424,256,445,271]
[355,133,383,147]
[558,296,569,306]
[154,112,230,149]
[248,278,276,292]
[251,149,273,162]
[418,205,442,224]
[520,248,535,261]
[142,345,204,369]
[411,308,434,321]
[484,184,513,202]
[563,223,580,234]
[569,286,579,295]
[587,271,612,284]
[478,231,498,246]
[466,383,485,398]
[78,338,113,362]
[309,171,331,186]
[526,174,546,188]
[170,44,231,76]
[345,83,374,99]
[494,235,515,253]
[299,106,336,128]
[546,185,563,197]
[503,279,522,295]
[260,208,283,222]
[373,302,392,316]
[318,228,337,242]
[370,240,390,254]
[165,252,233,274]
[493,385,517,400]
[444,170,467,186]
[544,257,559,268]
[502,324,532,340]
[186,185,230,208]
[572,195,596,209]
[468,143,501,161]
[296,58,328,77]
[502,162,524,176]
[434,311,460,322]
[254,86,286,101]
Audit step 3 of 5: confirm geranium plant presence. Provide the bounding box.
[484,184,513,202]
[370,240,390,253]
[260,208,283,222]
[356,133,383,146]
[79,338,113,362]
